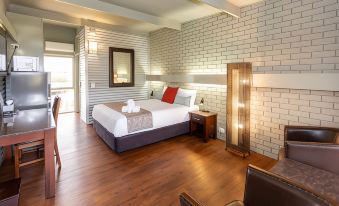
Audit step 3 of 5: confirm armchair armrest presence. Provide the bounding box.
[285,141,339,175]
[179,193,204,206]
[284,125,339,143]
[245,165,335,206]
[179,193,244,206]
[278,148,285,160]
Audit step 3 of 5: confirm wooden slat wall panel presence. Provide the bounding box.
[78,28,88,123]
[0,77,6,98]
[82,27,150,123]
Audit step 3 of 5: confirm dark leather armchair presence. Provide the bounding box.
[272,125,339,204]
[279,126,339,174]
[179,165,335,206]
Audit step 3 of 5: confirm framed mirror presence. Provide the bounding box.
[109,47,135,87]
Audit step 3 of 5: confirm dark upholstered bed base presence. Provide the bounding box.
[93,120,190,153]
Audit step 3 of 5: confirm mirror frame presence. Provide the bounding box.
[109,47,135,87]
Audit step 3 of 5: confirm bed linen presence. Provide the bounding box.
[92,99,198,137]
[103,102,153,133]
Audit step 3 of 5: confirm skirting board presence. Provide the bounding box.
[146,73,339,91]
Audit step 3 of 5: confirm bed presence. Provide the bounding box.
[92,98,198,152]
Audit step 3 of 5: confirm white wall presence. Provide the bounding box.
[0,0,5,16]
[44,23,76,44]
[150,0,339,159]
[78,27,88,122]
[7,12,44,70]
[79,27,150,123]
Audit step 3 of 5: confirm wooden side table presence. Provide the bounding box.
[189,111,217,142]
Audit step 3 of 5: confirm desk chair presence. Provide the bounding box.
[14,96,61,178]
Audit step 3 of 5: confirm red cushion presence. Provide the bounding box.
[162,87,179,104]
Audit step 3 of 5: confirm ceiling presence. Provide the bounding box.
[228,0,263,7]
[7,0,263,34]
[100,0,218,22]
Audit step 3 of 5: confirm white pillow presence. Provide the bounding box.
[153,91,163,100]
[162,86,197,107]
[177,88,197,107]
[174,95,191,107]
[162,86,167,94]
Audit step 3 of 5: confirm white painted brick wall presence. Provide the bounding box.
[150,0,339,159]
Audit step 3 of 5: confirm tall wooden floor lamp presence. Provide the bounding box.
[226,62,252,157]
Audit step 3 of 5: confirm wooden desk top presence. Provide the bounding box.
[189,110,217,118]
[0,108,55,138]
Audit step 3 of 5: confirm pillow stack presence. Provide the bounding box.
[158,86,197,107]
[161,87,179,104]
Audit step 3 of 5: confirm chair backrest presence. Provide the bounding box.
[243,165,335,206]
[52,96,61,125]
[285,141,339,175]
[284,126,339,143]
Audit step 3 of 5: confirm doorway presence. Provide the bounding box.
[44,55,76,113]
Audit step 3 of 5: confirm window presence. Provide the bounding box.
[44,56,73,88]
[44,56,75,113]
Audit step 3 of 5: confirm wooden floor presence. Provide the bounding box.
[0,113,276,206]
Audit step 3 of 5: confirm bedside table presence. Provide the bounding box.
[189,111,217,142]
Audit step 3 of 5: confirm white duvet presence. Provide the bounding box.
[92,99,198,137]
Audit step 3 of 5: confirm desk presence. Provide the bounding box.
[0,108,56,199]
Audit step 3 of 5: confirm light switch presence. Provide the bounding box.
[90,82,96,88]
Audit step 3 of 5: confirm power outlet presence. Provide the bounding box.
[218,127,225,134]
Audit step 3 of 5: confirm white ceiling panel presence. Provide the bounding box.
[7,0,263,33]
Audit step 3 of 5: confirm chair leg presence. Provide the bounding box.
[14,146,20,178]
[18,149,22,161]
[54,137,61,168]
[36,148,40,158]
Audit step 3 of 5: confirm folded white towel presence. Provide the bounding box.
[126,99,135,108]
[132,106,140,113]
[121,106,128,113]
[122,100,141,113]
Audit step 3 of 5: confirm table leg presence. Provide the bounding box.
[204,124,209,143]
[44,129,56,198]
[4,146,12,160]
[190,121,193,135]
[214,116,217,139]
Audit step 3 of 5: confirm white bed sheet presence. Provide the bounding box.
[92,99,198,137]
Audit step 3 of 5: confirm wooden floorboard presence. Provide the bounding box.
[0,113,276,206]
